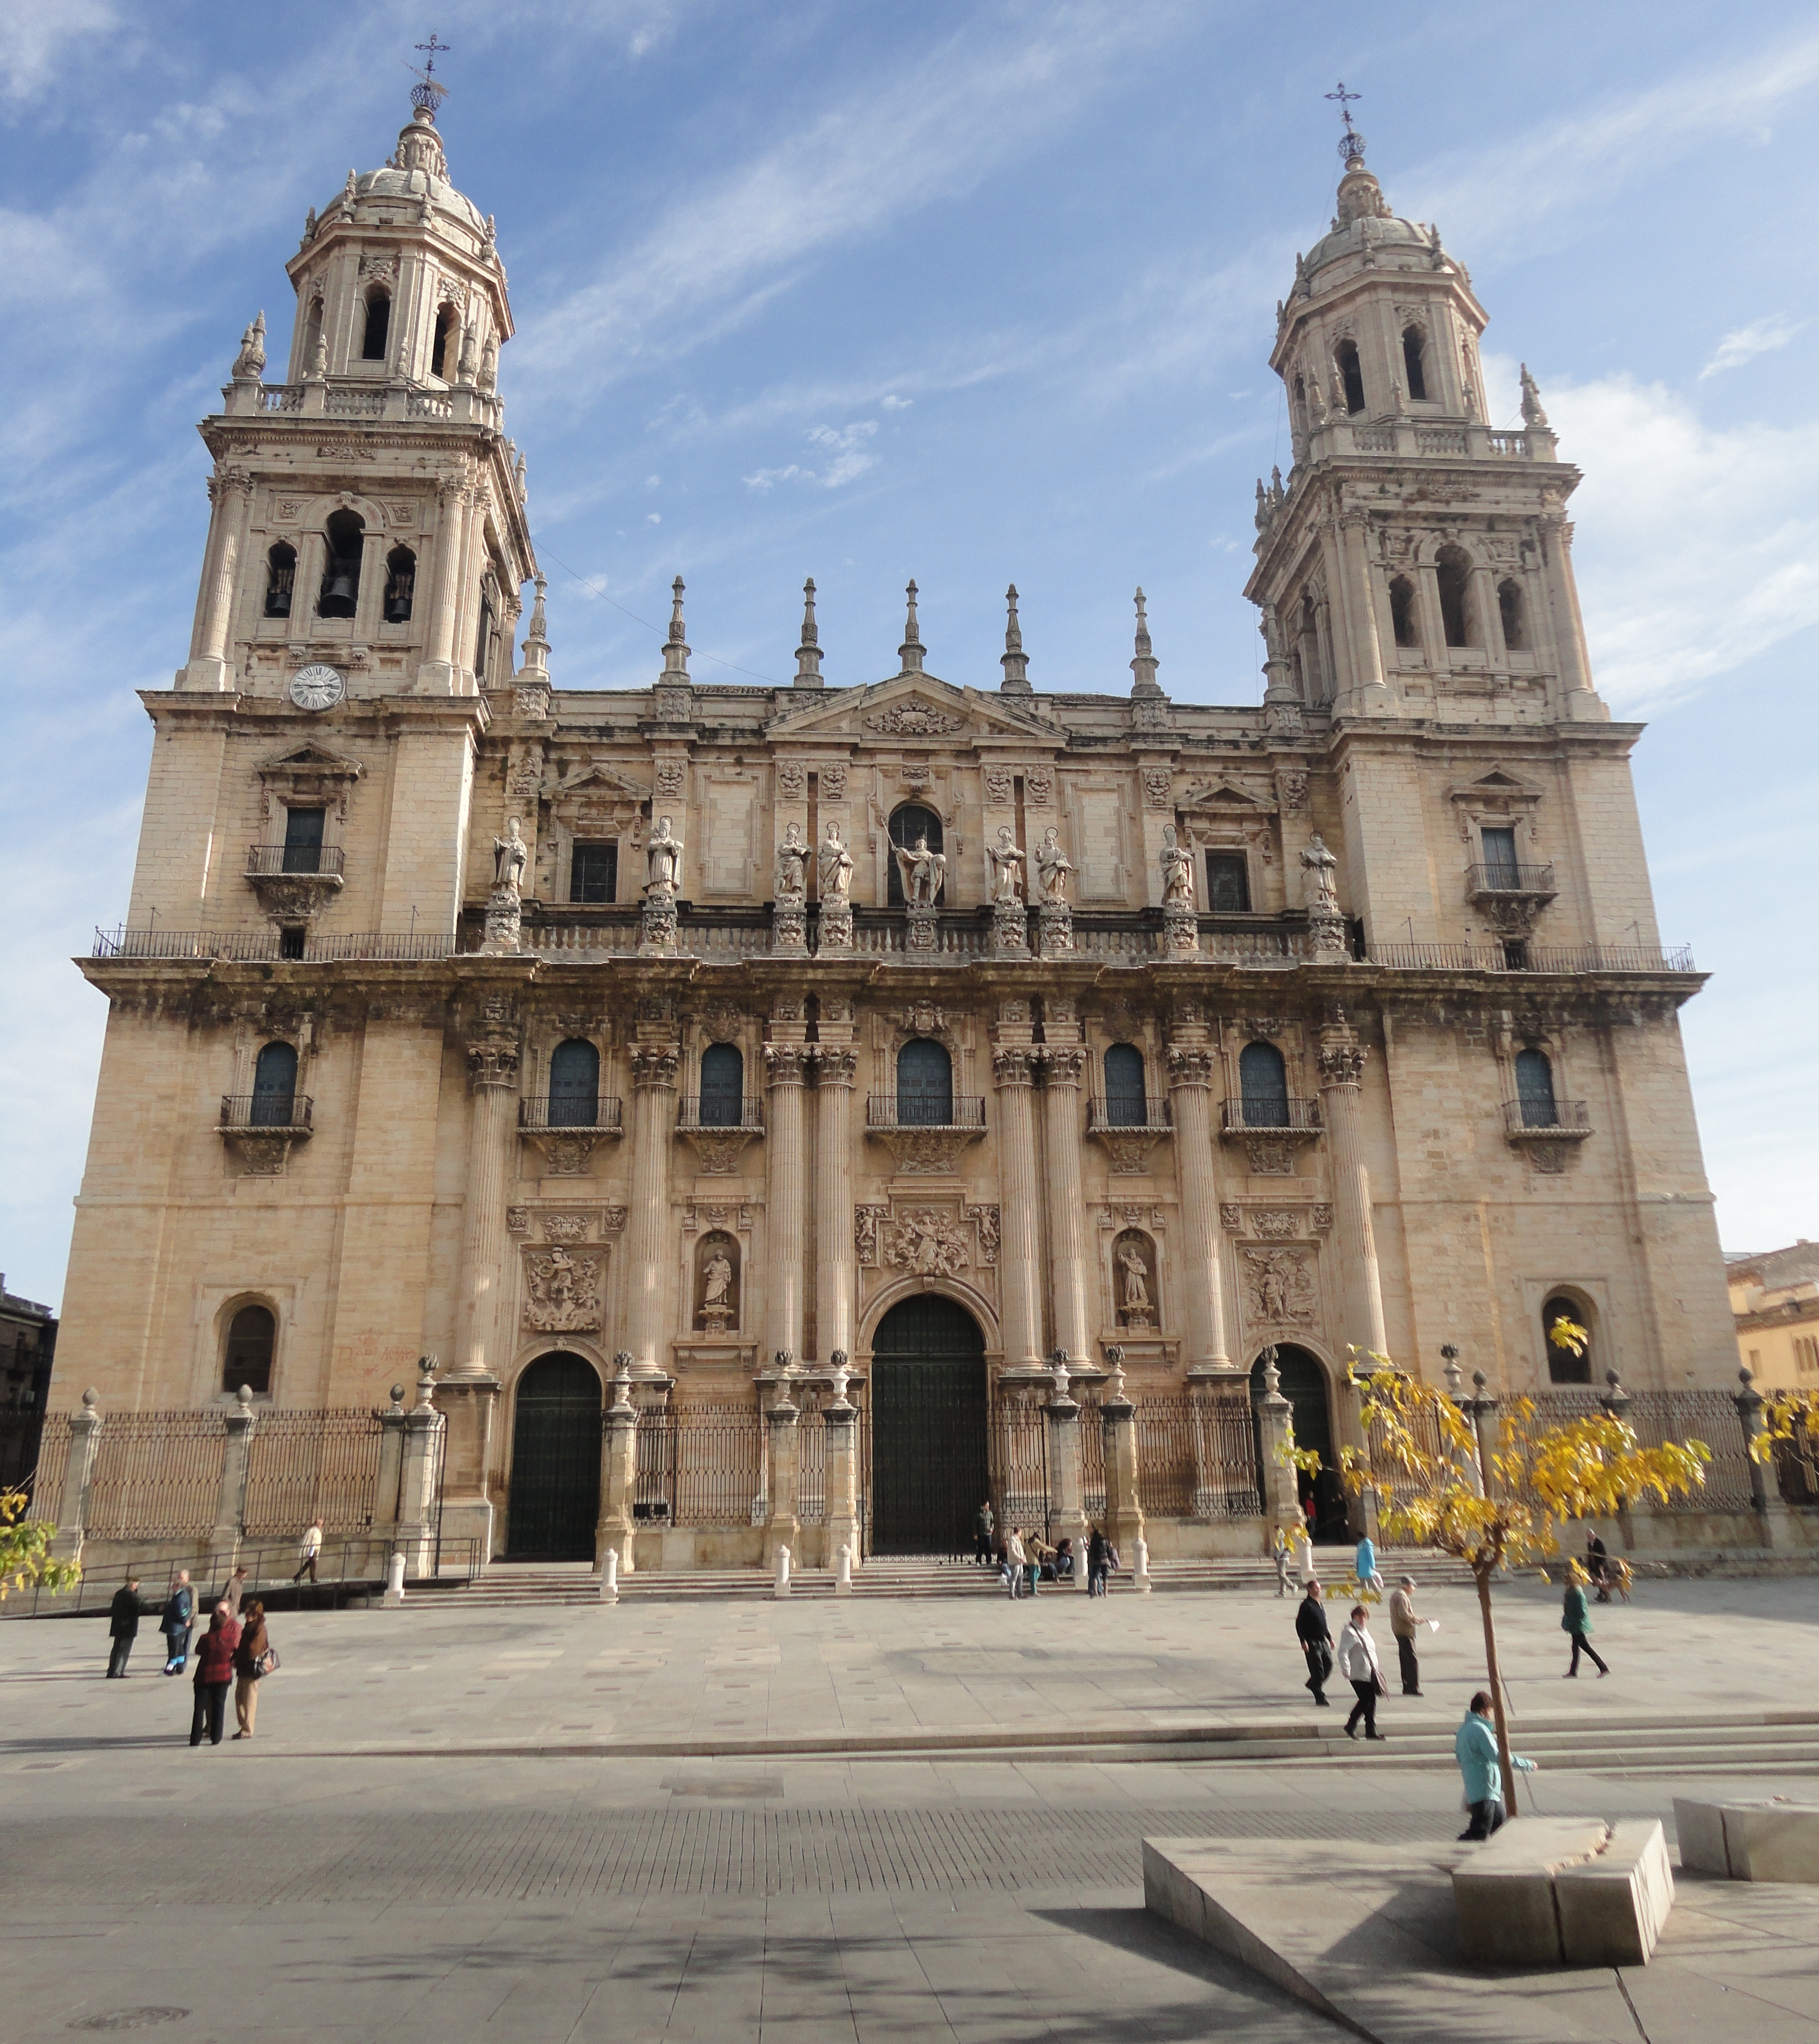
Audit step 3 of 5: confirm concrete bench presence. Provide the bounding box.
[1453,1818,1673,1967]
[1674,1796,1819,1884]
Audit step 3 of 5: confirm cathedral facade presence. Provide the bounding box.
[49,98,1736,1565]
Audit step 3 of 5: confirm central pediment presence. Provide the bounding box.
[766,670,1055,745]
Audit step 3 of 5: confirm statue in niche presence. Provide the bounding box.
[1160,823,1195,908]
[987,825,1025,905]
[697,1233,738,1331]
[1300,833,1340,915]
[645,814,683,893]
[894,833,946,908]
[819,821,854,901]
[1035,826,1074,904]
[775,821,807,900]
[492,816,528,891]
[1115,1234,1156,1329]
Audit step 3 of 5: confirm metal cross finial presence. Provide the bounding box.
[1326,81,1367,165]
[407,31,451,118]
[416,30,451,71]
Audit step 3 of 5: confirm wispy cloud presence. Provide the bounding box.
[745,419,879,492]
[1700,313,1804,379]
[0,0,119,104]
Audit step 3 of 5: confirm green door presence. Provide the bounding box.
[506,1353,601,1560]
[869,1296,989,1556]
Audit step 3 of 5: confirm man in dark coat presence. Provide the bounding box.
[974,1501,995,1566]
[1296,1578,1333,1706]
[107,1575,141,1678]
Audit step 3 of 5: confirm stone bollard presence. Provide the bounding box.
[835,1544,853,1596]
[600,1549,620,1605]
[774,1543,792,1598]
[383,1550,407,1606]
[1133,1537,1153,1595]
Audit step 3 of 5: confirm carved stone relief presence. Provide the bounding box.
[1242,1247,1318,1328]
[867,700,964,738]
[883,1207,971,1278]
[820,764,847,799]
[522,1245,605,1332]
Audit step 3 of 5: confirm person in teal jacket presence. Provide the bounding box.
[1354,1534,1383,1593]
[1455,1692,1536,1840]
[1562,1578,1609,1678]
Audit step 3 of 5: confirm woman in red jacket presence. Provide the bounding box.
[188,1602,241,1747]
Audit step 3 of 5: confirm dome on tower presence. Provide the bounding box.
[1297,139,1443,284]
[325,104,488,240]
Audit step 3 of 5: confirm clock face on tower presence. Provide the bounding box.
[289,664,345,712]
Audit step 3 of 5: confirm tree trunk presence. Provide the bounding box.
[1476,1563,1518,1812]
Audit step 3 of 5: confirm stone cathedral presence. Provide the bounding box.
[50,95,1736,1567]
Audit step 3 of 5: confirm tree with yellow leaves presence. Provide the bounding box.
[1336,1356,1711,1811]
[0,1488,80,1603]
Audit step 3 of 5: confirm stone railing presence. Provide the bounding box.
[1484,430,1531,457]
[325,387,385,417]
[256,383,304,412]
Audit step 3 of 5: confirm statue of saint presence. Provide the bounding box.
[1300,833,1340,915]
[775,822,807,900]
[1159,823,1195,909]
[894,833,946,908]
[819,822,854,902]
[1035,826,1074,905]
[1119,1242,1151,1313]
[702,1249,733,1309]
[986,825,1025,905]
[645,814,683,893]
[492,816,528,891]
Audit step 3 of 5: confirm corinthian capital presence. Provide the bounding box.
[1041,1046,1086,1086]
[815,1048,858,1086]
[764,1043,807,1086]
[1318,1043,1366,1088]
[629,1044,679,1090]
[467,1041,519,1090]
[992,1046,1034,1087]
[1166,1044,1214,1086]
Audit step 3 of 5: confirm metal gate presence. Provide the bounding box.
[869,1295,989,1556]
[505,1353,602,1560]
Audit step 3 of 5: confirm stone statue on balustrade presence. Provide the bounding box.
[492,816,528,891]
[819,822,854,901]
[1035,827,1074,905]
[894,834,946,908]
[645,815,683,893]
[987,826,1026,905]
[1160,824,1195,908]
[1300,833,1340,916]
[483,816,528,953]
[775,822,808,900]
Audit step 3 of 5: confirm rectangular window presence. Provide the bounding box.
[1205,851,1251,913]
[1481,826,1519,884]
[1797,1337,1819,1378]
[278,926,307,960]
[570,842,618,905]
[282,806,326,875]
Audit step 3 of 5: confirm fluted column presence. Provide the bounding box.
[419,471,471,689]
[1041,1048,1092,1365]
[1165,1038,1233,1374]
[814,1048,856,1362]
[452,1026,520,1380]
[185,466,253,689]
[992,1044,1045,1369]
[765,1044,808,1365]
[1319,1030,1388,1358]
[625,1041,679,1376]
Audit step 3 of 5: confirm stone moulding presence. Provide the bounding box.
[675,1120,764,1174]
[864,1123,987,1175]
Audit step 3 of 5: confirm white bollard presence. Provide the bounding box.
[774,1543,792,1598]
[600,1549,620,1605]
[383,1550,407,1606]
[1134,1537,1153,1595]
[834,1544,853,1596]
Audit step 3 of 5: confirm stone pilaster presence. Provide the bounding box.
[824,1368,861,1571]
[1100,1364,1146,1560]
[1165,1029,1233,1376]
[765,1043,809,1365]
[1043,1385,1089,1590]
[991,1042,1045,1371]
[452,1014,519,1382]
[1251,1350,1302,1534]
[183,466,252,691]
[50,1390,103,1564]
[1041,1048,1092,1367]
[596,1360,638,1572]
[763,1393,801,1569]
[210,1385,258,1555]
[625,1040,679,1375]
[814,1048,856,1363]
[1318,1024,1388,1358]
[396,1367,445,1576]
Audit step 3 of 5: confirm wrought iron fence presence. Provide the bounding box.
[1477,1386,1756,1515]
[242,1409,385,1537]
[989,1397,1049,1540]
[1773,1433,1819,1508]
[84,1412,226,1540]
[19,1413,71,1522]
[1077,1390,1106,1520]
[659,1404,765,1529]
[1133,1394,1261,1520]
[1364,1396,1454,1517]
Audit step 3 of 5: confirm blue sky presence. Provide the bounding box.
[3,1,1816,1307]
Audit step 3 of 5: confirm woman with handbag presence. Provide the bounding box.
[232,1598,276,1739]
[188,1602,240,1746]
[1337,1603,1389,1741]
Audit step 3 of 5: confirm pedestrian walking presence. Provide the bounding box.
[1387,1575,1424,1696]
[1087,1524,1108,1597]
[1586,1529,1612,1602]
[160,1570,194,1675]
[1296,1579,1333,1706]
[1273,1526,1293,1597]
[1338,1603,1388,1740]
[188,1602,241,1747]
[219,1564,249,1616]
[1562,1576,1609,1677]
[232,1599,273,1739]
[1455,1691,1537,1840]
[1355,1533,1384,1595]
[106,1575,141,1678]
[292,1519,324,1585]
[1004,1528,1028,1599]
[974,1501,996,1566]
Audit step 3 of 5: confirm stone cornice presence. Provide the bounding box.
[138,690,492,740]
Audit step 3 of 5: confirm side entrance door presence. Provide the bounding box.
[869,1295,989,1556]
[506,1352,602,1560]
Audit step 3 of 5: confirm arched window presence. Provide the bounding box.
[474,574,497,682]
[251,1041,299,1127]
[896,1039,953,1126]
[698,1043,745,1127]
[1498,577,1526,652]
[383,545,416,623]
[263,541,296,619]
[317,509,364,619]
[361,289,390,362]
[1389,574,1419,648]
[1291,372,1308,437]
[1238,1040,1289,1129]
[1514,1047,1558,1130]
[431,305,457,380]
[1335,338,1366,415]
[222,1304,276,1396]
[302,298,324,368]
[1402,325,1428,402]
[1543,1293,1593,1386]
[886,803,944,906]
[1103,1044,1148,1127]
[1435,545,1472,648]
[547,1039,600,1128]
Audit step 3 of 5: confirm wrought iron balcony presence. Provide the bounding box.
[1366,940,1695,974]
[218,1093,313,1131]
[675,1096,765,1133]
[1502,1098,1592,1138]
[1467,861,1555,900]
[866,1095,987,1131]
[1220,1098,1323,1135]
[1086,1098,1173,1136]
[246,844,344,879]
[92,926,453,963]
[518,1096,625,1135]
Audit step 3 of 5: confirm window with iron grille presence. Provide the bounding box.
[570,841,617,904]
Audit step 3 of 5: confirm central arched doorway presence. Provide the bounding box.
[1251,1344,1349,1542]
[869,1294,989,1556]
[506,1351,602,1560]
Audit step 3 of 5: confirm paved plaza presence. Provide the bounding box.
[3,1574,1818,2039]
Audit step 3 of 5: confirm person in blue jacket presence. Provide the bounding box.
[1354,1533,1384,1593]
[1455,1691,1536,1840]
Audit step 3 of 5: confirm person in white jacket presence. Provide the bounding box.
[1004,1529,1027,1600]
[1337,1604,1387,1741]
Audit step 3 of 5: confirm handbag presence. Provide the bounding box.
[254,1643,280,1678]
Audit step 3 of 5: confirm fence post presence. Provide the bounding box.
[1041,1353,1089,1588]
[1099,1351,1146,1564]
[50,1389,102,1565]
[764,1378,801,1571]
[1252,1350,1301,1546]
[824,1353,861,1573]
[1339,1367,1381,1544]
[396,1365,444,1578]
[1735,1367,1794,1553]
[375,1383,408,1549]
[596,1358,637,1574]
[210,1385,258,1560]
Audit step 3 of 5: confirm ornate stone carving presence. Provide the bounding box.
[905,904,939,955]
[629,1045,679,1089]
[1243,1137,1297,1176]
[983,766,1013,806]
[1025,768,1053,805]
[968,1203,1000,1265]
[765,1044,807,1086]
[522,1245,605,1332]
[993,1047,1035,1086]
[542,1132,601,1175]
[1140,768,1173,810]
[541,1212,592,1243]
[1252,1209,1300,1240]
[894,833,946,906]
[1243,1247,1318,1328]
[873,1127,979,1174]
[654,761,687,799]
[1113,1230,1157,1329]
[1219,1203,1242,1230]
[687,1133,757,1175]
[506,1206,531,1234]
[900,763,933,793]
[1098,1130,1167,1175]
[1276,769,1309,811]
[866,700,964,738]
[507,745,545,798]
[816,1048,858,1085]
[602,1206,629,1234]
[776,760,806,800]
[1043,1047,1086,1086]
[1318,1043,1366,1087]
[855,1206,886,1264]
[467,1040,519,1089]
[883,1208,971,1278]
[1166,1045,1214,1086]
[248,874,341,925]
[820,763,847,799]
[702,999,744,1040]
